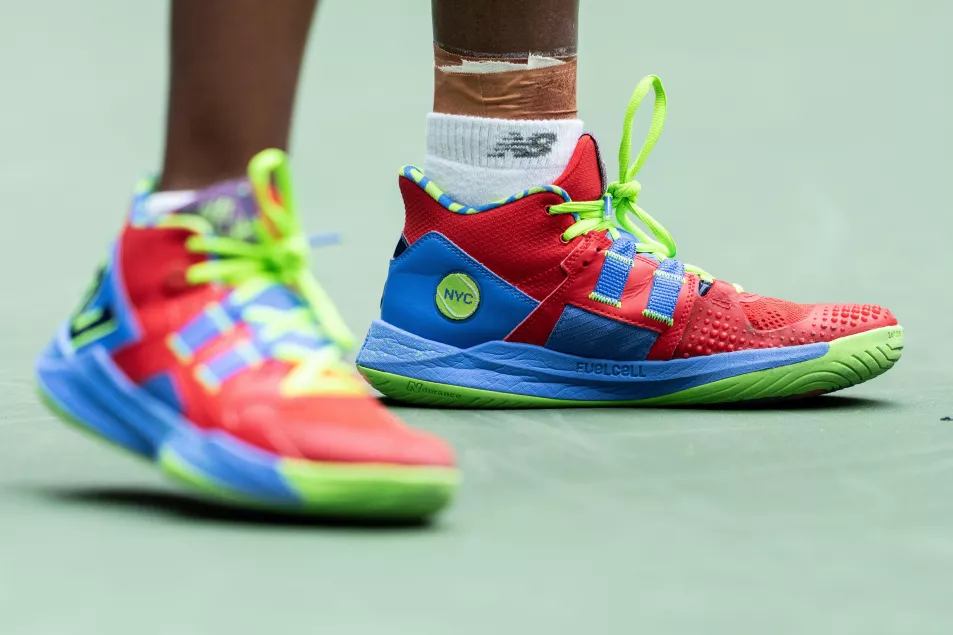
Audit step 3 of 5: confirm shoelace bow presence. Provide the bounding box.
[548,75,741,292]
[180,150,359,391]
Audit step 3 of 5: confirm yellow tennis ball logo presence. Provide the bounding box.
[436,273,480,320]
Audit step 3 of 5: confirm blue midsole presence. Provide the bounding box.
[356,320,830,401]
[35,324,298,503]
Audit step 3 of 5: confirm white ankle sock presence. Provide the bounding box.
[424,114,583,206]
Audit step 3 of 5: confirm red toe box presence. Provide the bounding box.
[219,393,456,468]
[673,281,899,358]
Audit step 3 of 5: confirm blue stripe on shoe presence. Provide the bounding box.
[195,342,263,392]
[589,233,637,308]
[642,259,685,326]
[167,304,235,362]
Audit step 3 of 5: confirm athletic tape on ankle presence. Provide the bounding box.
[433,45,577,120]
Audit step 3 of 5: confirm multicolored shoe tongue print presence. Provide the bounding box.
[178,178,262,241]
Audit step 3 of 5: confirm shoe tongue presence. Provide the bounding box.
[553,133,607,202]
[176,177,264,241]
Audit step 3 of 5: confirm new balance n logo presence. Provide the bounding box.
[488,132,558,159]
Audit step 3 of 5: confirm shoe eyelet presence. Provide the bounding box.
[582,261,590,267]
[545,206,554,215]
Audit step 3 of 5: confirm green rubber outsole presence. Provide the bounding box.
[358,326,904,408]
[160,448,460,519]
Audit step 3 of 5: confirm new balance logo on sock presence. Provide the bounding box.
[425,114,582,204]
[487,132,558,158]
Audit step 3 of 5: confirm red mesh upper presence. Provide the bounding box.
[740,294,813,331]
[673,280,898,359]
[109,225,455,467]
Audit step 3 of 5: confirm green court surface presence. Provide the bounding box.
[1,1,951,633]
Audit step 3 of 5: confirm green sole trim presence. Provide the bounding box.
[280,460,459,519]
[160,448,459,519]
[157,448,266,507]
[358,326,904,408]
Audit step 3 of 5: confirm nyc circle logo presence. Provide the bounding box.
[436,273,480,320]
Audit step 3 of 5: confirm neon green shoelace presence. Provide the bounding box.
[548,75,741,292]
[165,150,360,395]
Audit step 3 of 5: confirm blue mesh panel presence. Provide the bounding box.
[545,305,659,361]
